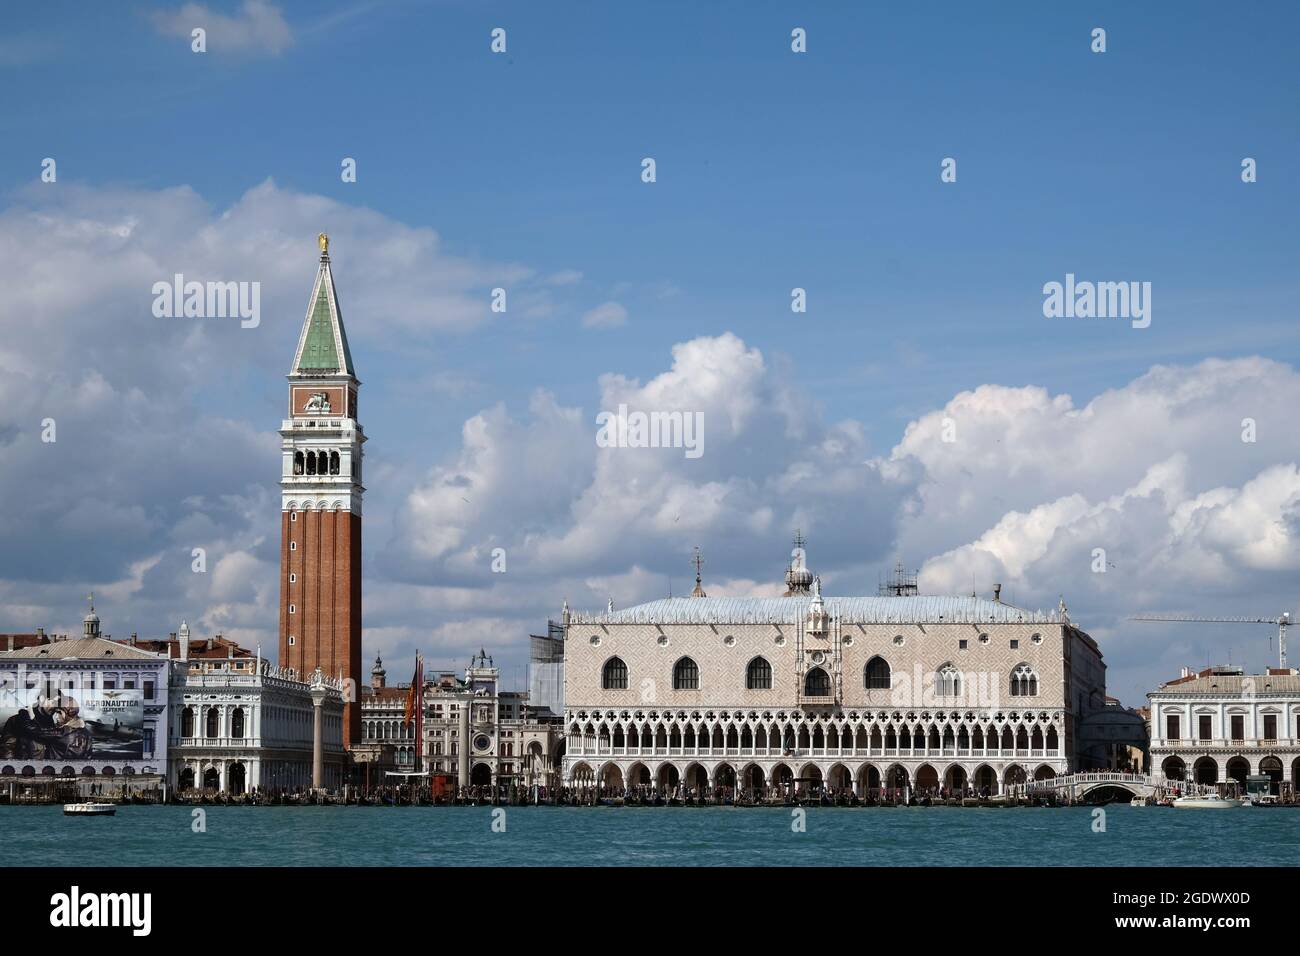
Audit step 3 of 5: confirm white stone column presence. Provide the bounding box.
[310,682,327,790]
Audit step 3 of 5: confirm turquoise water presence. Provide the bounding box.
[3,805,1297,866]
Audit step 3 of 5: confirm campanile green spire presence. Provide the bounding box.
[291,234,355,377]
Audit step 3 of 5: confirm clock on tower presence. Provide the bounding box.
[279,235,364,747]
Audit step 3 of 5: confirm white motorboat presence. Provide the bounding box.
[1172,794,1237,809]
[63,802,116,816]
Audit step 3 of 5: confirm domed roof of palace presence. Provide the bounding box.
[570,594,1061,626]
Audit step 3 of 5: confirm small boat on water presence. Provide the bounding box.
[63,802,116,816]
[1172,794,1237,809]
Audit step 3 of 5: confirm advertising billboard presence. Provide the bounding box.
[0,685,144,761]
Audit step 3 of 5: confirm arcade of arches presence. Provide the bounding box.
[1163,753,1300,795]
[568,758,1052,796]
[563,710,1067,794]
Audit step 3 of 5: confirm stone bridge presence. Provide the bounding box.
[1019,772,1215,803]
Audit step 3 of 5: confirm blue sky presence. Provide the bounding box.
[2,1,1298,702]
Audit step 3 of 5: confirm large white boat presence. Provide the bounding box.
[63,802,116,816]
[1172,794,1237,809]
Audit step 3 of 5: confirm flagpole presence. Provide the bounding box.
[416,652,424,778]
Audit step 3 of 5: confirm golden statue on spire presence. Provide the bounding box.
[318,232,329,255]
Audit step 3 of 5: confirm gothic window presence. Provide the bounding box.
[803,667,830,697]
[329,451,340,475]
[746,656,772,690]
[936,664,961,697]
[231,708,246,739]
[673,657,699,690]
[864,656,891,690]
[602,657,628,690]
[1010,664,1038,697]
[293,451,304,476]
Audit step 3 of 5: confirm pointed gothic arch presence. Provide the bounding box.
[864,656,891,689]
[672,656,699,690]
[601,656,628,690]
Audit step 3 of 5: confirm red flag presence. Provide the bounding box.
[403,654,422,726]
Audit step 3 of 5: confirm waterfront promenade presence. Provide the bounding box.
[3,771,1292,808]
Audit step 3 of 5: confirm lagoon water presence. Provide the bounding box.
[3,804,1297,866]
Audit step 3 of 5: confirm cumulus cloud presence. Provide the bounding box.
[151,0,294,55]
[6,179,1297,702]
[390,331,906,611]
[0,178,544,665]
[892,360,1300,695]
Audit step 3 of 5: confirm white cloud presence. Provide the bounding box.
[581,301,628,328]
[151,0,294,55]
[892,360,1300,692]
[0,178,549,665]
[6,178,1298,702]
[544,269,583,286]
[392,331,905,598]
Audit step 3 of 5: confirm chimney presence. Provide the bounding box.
[36,627,46,644]
[993,583,1002,603]
[178,621,190,661]
[130,632,137,646]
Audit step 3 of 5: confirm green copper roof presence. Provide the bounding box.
[294,263,355,376]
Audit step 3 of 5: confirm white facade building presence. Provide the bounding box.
[562,546,1107,797]
[167,623,346,794]
[0,610,170,785]
[1149,664,1300,795]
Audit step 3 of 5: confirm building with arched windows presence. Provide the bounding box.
[166,622,346,794]
[421,651,563,792]
[1148,664,1300,797]
[562,542,1108,797]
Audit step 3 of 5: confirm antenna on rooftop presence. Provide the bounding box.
[879,559,919,597]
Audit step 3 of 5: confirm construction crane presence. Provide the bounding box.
[1130,612,1291,670]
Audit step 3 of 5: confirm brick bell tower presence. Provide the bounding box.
[279,233,364,747]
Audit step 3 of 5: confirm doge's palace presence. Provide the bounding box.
[562,542,1106,797]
